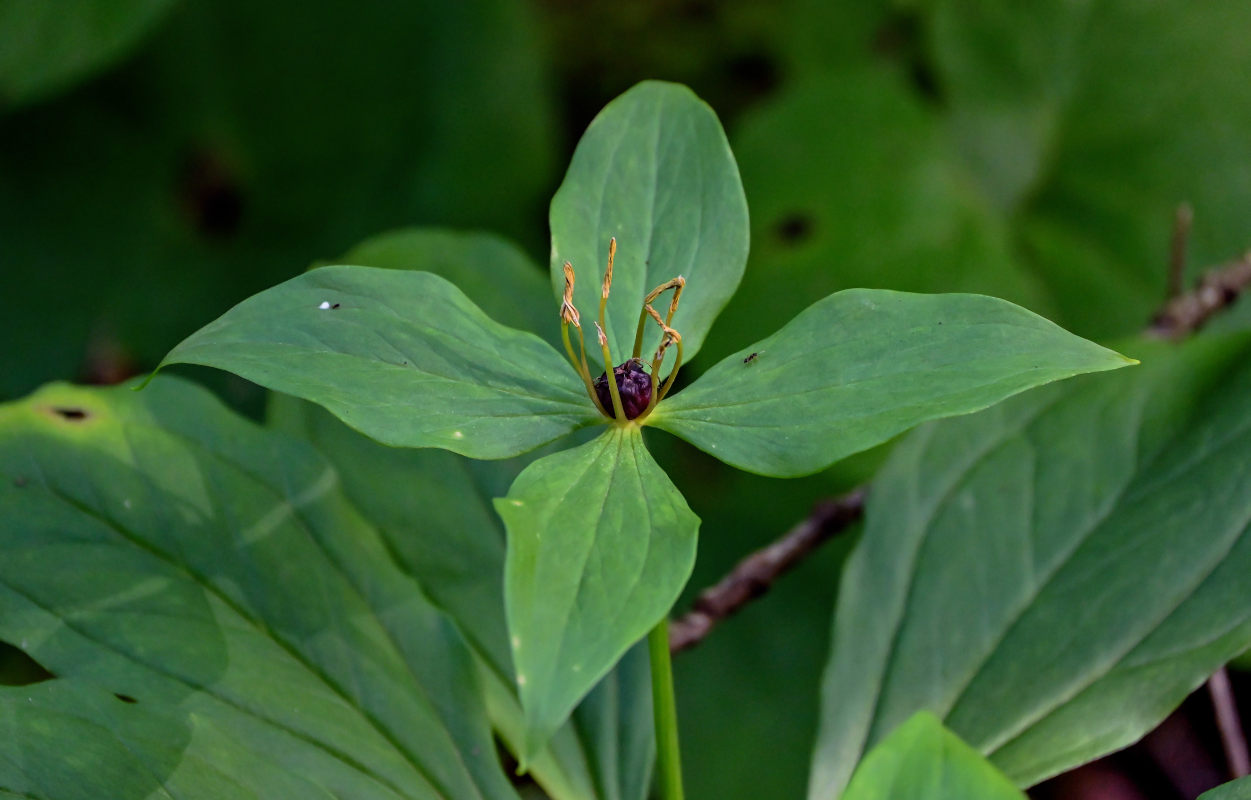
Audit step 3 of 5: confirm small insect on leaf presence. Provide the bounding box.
[743,352,760,365]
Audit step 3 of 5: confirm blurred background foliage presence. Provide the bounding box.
[2,0,1250,797]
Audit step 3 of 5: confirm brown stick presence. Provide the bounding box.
[1149,252,1251,340]
[1168,203,1194,300]
[669,488,865,653]
[1208,666,1251,779]
[670,243,1251,655]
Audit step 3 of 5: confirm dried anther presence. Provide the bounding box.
[594,359,653,420]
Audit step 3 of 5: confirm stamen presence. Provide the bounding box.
[602,238,616,299]
[560,262,580,326]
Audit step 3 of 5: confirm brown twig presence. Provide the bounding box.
[1208,666,1251,779]
[1168,203,1194,300]
[1149,252,1251,340]
[668,488,865,653]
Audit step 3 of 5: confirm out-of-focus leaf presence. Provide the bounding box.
[340,228,557,349]
[810,333,1251,797]
[929,0,1251,338]
[1,0,555,399]
[712,68,1046,366]
[549,80,749,372]
[0,377,518,799]
[842,713,1025,800]
[0,0,179,108]
[498,428,699,762]
[655,289,1132,477]
[161,266,599,459]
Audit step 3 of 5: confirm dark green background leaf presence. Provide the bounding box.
[161,265,600,459]
[1,0,555,401]
[810,333,1251,797]
[709,67,1045,365]
[842,713,1024,800]
[0,0,179,108]
[655,289,1132,477]
[498,427,699,762]
[930,0,1251,338]
[0,377,518,799]
[549,80,749,371]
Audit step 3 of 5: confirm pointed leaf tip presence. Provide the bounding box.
[160,265,600,459]
[655,289,1134,477]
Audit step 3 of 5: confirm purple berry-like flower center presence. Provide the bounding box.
[594,359,653,420]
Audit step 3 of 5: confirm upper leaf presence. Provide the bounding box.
[0,377,518,799]
[842,713,1024,800]
[653,289,1133,478]
[160,265,600,459]
[809,333,1251,798]
[497,427,699,762]
[549,80,749,370]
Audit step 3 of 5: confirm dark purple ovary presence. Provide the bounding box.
[594,359,653,419]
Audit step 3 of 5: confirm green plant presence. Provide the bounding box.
[6,73,1251,800]
[151,80,1130,794]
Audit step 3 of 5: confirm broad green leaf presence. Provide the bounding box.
[1201,777,1251,800]
[161,265,600,459]
[653,289,1133,478]
[712,68,1045,365]
[929,0,1251,338]
[842,713,1024,800]
[1,0,555,400]
[340,228,557,350]
[270,395,656,800]
[809,333,1251,798]
[497,427,699,761]
[0,377,518,799]
[549,80,749,371]
[0,0,179,109]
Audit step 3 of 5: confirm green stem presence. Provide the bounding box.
[648,618,684,800]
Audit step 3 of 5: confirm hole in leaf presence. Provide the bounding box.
[873,11,942,104]
[50,407,89,421]
[726,51,779,98]
[775,213,815,245]
[0,641,55,687]
[114,693,138,704]
[179,149,245,239]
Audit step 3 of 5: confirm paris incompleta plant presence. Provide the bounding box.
[158,81,1134,788]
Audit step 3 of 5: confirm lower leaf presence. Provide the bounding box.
[497,427,699,763]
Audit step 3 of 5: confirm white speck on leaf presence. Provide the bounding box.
[511,636,521,649]
[509,499,524,507]
[452,431,464,439]
[517,674,527,686]
[318,301,332,310]
[123,498,132,510]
